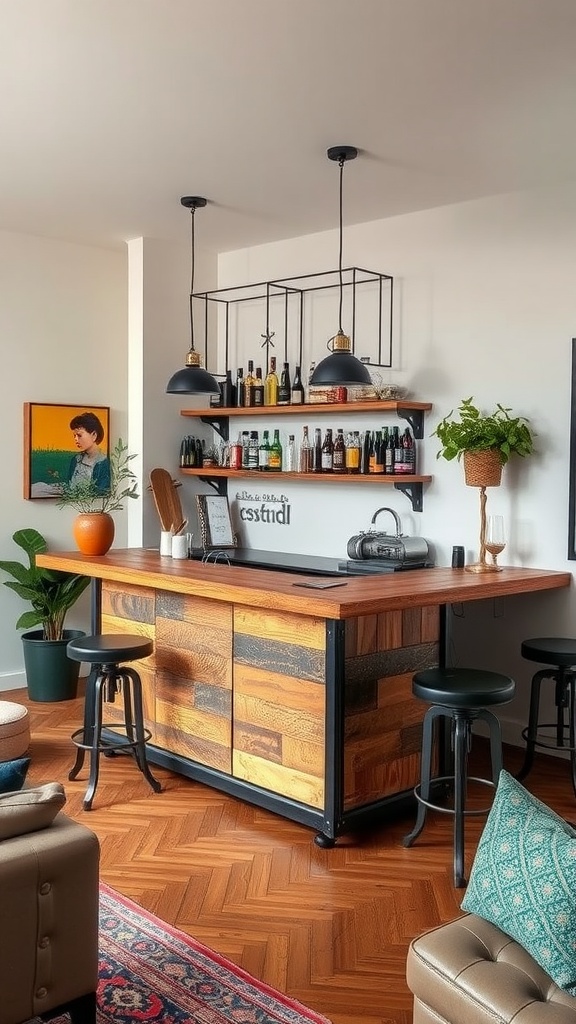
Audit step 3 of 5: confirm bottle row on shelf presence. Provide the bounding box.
[180,424,417,476]
[210,357,356,409]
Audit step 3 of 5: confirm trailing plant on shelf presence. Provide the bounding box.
[56,437,139,513]
[432,397,535,464]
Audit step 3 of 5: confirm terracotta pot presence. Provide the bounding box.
[72,512,115,555]
[463,449,503,487]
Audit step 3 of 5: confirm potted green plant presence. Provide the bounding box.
[0,528,90,701]
[432,397,535,486]
[56,437,139,554]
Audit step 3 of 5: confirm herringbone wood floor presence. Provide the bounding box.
[11,686,576,1024]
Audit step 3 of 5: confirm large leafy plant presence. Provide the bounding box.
[432,397,535,464]
[0,529,89,640]
[56,437,139,514]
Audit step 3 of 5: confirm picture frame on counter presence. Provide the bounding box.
[196,494,236,549]
[23,402,110,500]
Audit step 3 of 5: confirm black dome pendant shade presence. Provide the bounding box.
[310,147,372,388]
[166,196,220,396]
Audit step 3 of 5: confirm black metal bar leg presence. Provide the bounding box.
[69,664,100,781]
[403,705,443,847]
[517,670,545,782]
[568,675,576,798]
[124,667,162,794]
[83,671,106,811]
[477,709,503,785]
[453,712,469,888]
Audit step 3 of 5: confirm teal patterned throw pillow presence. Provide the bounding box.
[462,769,576,994]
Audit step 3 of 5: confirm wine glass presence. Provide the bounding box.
[485,515,506,570]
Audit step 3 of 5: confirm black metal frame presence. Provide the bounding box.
[568,337,576,558]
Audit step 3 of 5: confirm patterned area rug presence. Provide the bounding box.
[55,882,331,1024]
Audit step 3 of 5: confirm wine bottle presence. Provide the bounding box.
[345,430,360,474]
[373,430,384,474]
[393,426,402,472]
[313,427,322,473]
[333,428,346,474]
[278,362,291,405]
[291,365,305,405]
[264,357,279,406]
[299,426,313,472]
[269,428,283,470]
[243,360,256,408]
[321,428,334,472]
[286,434,297,472]
[400,427,415,474]
[253,366,264,407]
[247,430,259,469]
[360,430,371,474]
[241,430,250,469]
[258,429,270,471]
[235,368,244,408]
[385,429,395,474]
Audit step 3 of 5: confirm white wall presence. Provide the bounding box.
[0,230,126,689]
[217,181,576,745]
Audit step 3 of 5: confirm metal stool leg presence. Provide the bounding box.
[83,670,107,811]
[567,673,576,799]
[403,705,444,847]
[69,664,100,780]
[517,669,546,782]
[477,708,503,784]
[453,712,469,889]
[123,667,162,794]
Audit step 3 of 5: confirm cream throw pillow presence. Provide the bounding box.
[0,782,66,840]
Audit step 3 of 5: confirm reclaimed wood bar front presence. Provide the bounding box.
[37,550,571,844]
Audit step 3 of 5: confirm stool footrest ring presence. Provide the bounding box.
[521,724,576,753]
[71,723,153,753]
[414,775,496,818]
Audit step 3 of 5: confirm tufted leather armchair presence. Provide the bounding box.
[0,788,100,1024]
[407,913,576,1023]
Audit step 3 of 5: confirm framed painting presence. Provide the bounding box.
[196,494,235,549]
[23,403,110,500]
[569,339,576,558]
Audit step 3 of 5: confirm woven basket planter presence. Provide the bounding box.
[463,449,503,487]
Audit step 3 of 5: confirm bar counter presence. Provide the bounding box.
[37,549,571,843]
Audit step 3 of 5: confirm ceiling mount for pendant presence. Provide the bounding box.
[166,195,220,396]
[310,145,372,388]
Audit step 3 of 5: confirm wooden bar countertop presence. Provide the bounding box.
[37,548,571,620]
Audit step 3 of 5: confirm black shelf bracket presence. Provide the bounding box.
[199,476,228,496]
[398,406,425,439]
[200,415,229,442]
[394,481,423,512]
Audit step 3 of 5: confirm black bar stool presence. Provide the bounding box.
[517,637,576,796]
[67,634,162,811]
[402,666,515,887]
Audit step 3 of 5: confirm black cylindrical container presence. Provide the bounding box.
[451,545,465,568]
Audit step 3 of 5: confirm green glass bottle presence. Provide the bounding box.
[269,428,283,471]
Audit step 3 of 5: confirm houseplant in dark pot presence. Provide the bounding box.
[56,437,139,555]
[0,528,90,701]
[432,397,535,572]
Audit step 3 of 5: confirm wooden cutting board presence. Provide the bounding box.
[149,468,184,532]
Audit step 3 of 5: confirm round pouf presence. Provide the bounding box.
[0,702,30,761]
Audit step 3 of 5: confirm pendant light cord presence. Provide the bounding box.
[189,205,196,351]
[338,155,344,335]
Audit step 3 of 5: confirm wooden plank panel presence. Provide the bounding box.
[153,720,230,772]
[156,697,231,748]
[233,662,325,716]
[233,750,324,808]
[376,609,403,650]
[155,670,231,718]
[156,617,231,687]
[156,591,232,634]
[421,604,440,643]
[345,641,439,685]
[233,722,282,764]
[356,614,378,655]
[402,607,423,647]
[235,607,325,649]
[100,613,155,649]
[101,581,155,624]
[234,692,324,744]
[282,735,325,777]
[234,634,325,684]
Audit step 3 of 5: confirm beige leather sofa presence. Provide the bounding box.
[0,784,100,1024]
[407,913,576,1023]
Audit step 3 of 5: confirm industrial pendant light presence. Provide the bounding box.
[311,147,372,387]
[166,196,220,395]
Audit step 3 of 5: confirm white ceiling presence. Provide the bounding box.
[2,0,576,254]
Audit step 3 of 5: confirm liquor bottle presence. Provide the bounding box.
[306,361,316,403]
[229,431,243,470]
[235,368,244,408]
[241,430,250,469]
[360,430,371,474]
[291,365,305,405]
[247,430,259,469]
[299,426,313,472]
[243,360,256,408]
[393,426,402,472]
[258,429,270,471]
[269,428,283,471]
[220,368,235,408]
[253,366,264,407]
[264,356,279,406]
[321,428,334,472]
[400,427,415,474]
[368,432,377,474]
[345,430,360,474]
[278,362,291,405]
[312,427,322,473]
[385,429,395,474]
[333,428,346,474]
[373,430,384,474]
[286,434,297,472]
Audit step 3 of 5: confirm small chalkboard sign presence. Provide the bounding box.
[196,495,235,549]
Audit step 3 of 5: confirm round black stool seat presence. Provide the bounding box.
[413,667,516,708]
[521,637,576,668]
[67,634,153,664]
[404,666,515,888]
[67,633,161,811]
[518,637,576,797]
